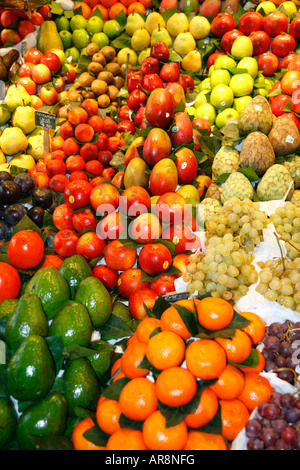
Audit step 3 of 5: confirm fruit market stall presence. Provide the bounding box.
[2,0,300,452]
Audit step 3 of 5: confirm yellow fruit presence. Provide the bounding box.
[256,1,276,14]
[189,16,211,40]
[176,185,200,202]
[0,149,6,164]
[174,32,196,55]
[281,1,297,13]
[181,50,202,73]
[117,47,138,66]
[9,153,36,170]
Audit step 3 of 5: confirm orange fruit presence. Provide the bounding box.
[240,311,266,345]
[184,387,219,428]
[237,372,274,412]
[120,340,149,378]
[139,0,153,7]
[112,370,126,382]
[119,377,158,421]
[96,399,121,435]
[109,2,128,18]
[155,367,197,407]
[185,338,227,380]
[136,317,161,343]
[215,329,252,364]
[127,1,146,14]
[110,357,122,377]
[219,398,250,442]
[240,349,266,374]
[196,297,234,331]
[126,333,139,346]
[210,364,245,400]
[106,428,148,450]
[100,0,118,7]
[184,431,227,450]
[160,299,198,340]
[142,410,188,450]
[74,1,92,18]
[92,4,109,20]
[72,417,106,450]
[145,330,185,370]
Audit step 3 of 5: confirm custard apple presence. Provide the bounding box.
[256,164,294,201]
[212,146,240,181]
[204,182,222,201]
[291,190,300,206]
[239,132,275,176]
[198,197,222,225]
[283,156,300,189]
[222,172,254,201]
[238,95,273,136]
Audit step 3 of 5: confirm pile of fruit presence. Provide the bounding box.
[2,0,300,452]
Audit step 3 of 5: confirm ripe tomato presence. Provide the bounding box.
[7,230,45,269]
[53,229,80,258]
[0,262,21,302]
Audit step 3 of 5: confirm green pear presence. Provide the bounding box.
[11,106,36,135]
[145,12,165,35]
[0,105,11,126]
[125,13,145,36]
[173,31,196,55]
[131,28,151,52]
[150,26,172,48]
[138,48,151,65]
[26,134,45,161]
[0,127,28,156]
[167,12,189,37]
[5,84,31,111]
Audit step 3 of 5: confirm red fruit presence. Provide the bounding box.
[140,57,160,76]
[127,89,147,112]
[117,268,149,299]
[169,112,193,148]
[268,81,281,104]
[138,243,173,275]
[174,147,198,185]
[127,70,143,93]
[53,203,74,230]
[257,51,279,77]
[142,73,164,92]
[85,159,103,177]
[288,55,300,72]
[150,41,170,62]
[46,159,66,178]
[117,119,135,135]
[289,16,300,41]
[149,274,176,296]
[72,208,97,233]
[53,229,80,258]
[238,11,264,36]
[155,191,187,225]
[199,0,221,18]
[80,143,99,162]
[128,288,158,320]
[40,51,61,74]
[104,240,137,271]
[17,20,35,39]
[145,88,174,129]
[160,62,180,83]
[90,182,120,215]
[220,29,244,54]
[119,185,151,217]
[249,30,271,56]
[263,10,288,37]
[92,265,118,291]
[279,52,296,69]
[290,89,300,114]
[270,94,291,117]
[49,174,70,193]
[271,33,296,58]
[8,230,44,269]
[76,231,106,261]
[281,70,300,96]
[98,211,125,241]
[0,262,21,303]
[64,180,93,209]
[211,13,235,38]
[207,51,225,69]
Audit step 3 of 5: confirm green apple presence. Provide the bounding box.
[70,14,87,31]
[198,77,211,92]
[55,16,70,32]
[194,90,210,108]
[59,30,73,50]
[208,65,215,77]
[230,73,254,97]
[72,28,90,49]
[138,48,151,64]
[103,20,122,39]
[92,32,109,48]
[215,108,240,129]
[231,36,253,60]
[233,95,252,114]
[86,16,103,34]
[214,55,236,71]
[210,69,231,88]
[210,84,234,111]
[65,47,80,64]
[195,102,216,125]
[237,57,258,78]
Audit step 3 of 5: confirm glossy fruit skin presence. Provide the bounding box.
[117,268,149,299]
[145,88,174,129]
[270,93,291,116]
[119,185,151,217]
[138,243,173,275]
[149,274,176,296]
[249,30,271,56]
[271,33,296,57]
[289,16,300,41]
[221,29,244,54]
[263,11,288,37]
[76,232,106,261]
[53,229,80,258]
[127,89,147,112]
[150,41,170,62]
[64,180,92,210]
[104,240,137,271]
[127,70,143,93]
[211,13,235,38]
[92,265,118,291]
[7,230,45,269]
[257,51,279,77]
[0,262,21,302]
[238,11,264,36]
[143,128,172,168]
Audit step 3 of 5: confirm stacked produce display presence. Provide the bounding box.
[2,0,300,452]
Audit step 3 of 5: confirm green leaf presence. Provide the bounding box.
[194,404,222,435]
[110,33,131,50]
[152,295,172,319]
[89,6,103,19]
[238,167,260,182]
[102,376,130,400]
[49,0,64,15]
[161,6,178,23]
[82,425,110,447]
[172,302,199,337]
[229,348,260,369]
[32,435,74,450]
[169,49,183,62]
[195,310,251,339]
[100,314,135,341]
[118,414,144,431]
[12,214,42,236]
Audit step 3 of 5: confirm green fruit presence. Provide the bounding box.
[88,340,113,378]
[231,36,253,60]
[230,73,254,98]
[70,14,87,31]
[233,95,253,114]
[0,398,17,449]
[55,16,70,32]
[138,48,150,64]
[59,30,73,49]
[25,267,70,320]
[16,393,68,450]
[0,298,18,339]
[75,277,112,329]
[215,108,240,129]
[58,254,92,293]
[195,102,216,125]
[65,46,80,63]
[117,47,138,66]
[91,32,109,48]
[49,302,93,348]
[6,335,55,402]
[63,357,99,416]
[238,57,258,79]
[5,294,48,351]
[103,19,122,39]
[72,28,90,49]
[210,69,231,88]
[86,16,103,34]
[214,55,236,71]
[210,84,234,111]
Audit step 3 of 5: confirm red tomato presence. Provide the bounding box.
[7,230,45,269]
[53,229,80,258]
[0,262,21,302]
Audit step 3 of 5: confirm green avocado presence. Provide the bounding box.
[58,254,92,293]
[0,397,18,449]
[49,302,93,348]
[16,393,68,450]
[6,335,55,402]
[5,294,48,351]
[75,277,112,328]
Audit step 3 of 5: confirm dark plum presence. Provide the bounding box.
[4,204,27,226]
[27,206,45,228]
[0,171,13,184]
[31,187,53,209]
[0,181,21,205]
[14,173,35,196]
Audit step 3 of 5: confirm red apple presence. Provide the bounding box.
[39,84,58,105]
[145,88,174,128]
[138,243,173,275]
[117,268,149,299]
[92,264,118,291]
[104,240,137,271]
[143,127,172,167]
[128,287,158,320]
[119,185,151,217]
[155,192,187,225]
[149,274,177,296]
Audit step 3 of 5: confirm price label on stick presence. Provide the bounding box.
[0,80,6,101]
[35,111,56,154]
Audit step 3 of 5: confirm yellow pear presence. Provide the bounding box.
[125,13,145,36]
[117,47,138,66]
[9,153,36,170]
[0,149,6,164]
[151,26,172,48]
[173,32,196,55]
[189,16,211,40]
[145,12,165,35]
[0,127,28,156]
[131,28,151,52]
[166,12,189,37]
[181,50,202,73]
